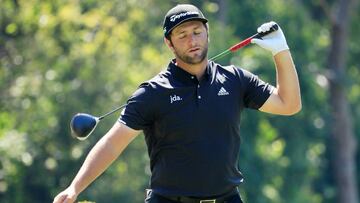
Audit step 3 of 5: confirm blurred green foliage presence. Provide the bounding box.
[0,0,359,202]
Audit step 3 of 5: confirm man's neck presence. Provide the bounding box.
[175,58,208,80]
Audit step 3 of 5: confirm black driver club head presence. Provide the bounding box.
[70,113,99,140]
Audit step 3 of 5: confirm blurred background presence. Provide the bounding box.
[0,0,359,202]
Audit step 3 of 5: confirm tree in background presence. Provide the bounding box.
[318,0,358,202]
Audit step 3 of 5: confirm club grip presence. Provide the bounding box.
[254,24,279,38]
[209,23,280,60]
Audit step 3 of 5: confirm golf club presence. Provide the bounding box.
[70,104,127,140]
[70,23,279,140]
[209,24,278,61]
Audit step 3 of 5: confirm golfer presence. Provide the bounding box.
[53,4,301,203]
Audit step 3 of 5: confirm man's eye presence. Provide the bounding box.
[194,31,202,35]
[179,34,186,39]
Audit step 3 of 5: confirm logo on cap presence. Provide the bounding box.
[163,4,208,38]
[170,11,199,22]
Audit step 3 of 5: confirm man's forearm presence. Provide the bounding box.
[68,123,139,196]
[273,50,302,113]
[68,137,118,194]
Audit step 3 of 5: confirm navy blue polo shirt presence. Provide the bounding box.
[119,59,274,197]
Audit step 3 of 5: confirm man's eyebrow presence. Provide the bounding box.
[174,25,201,34]
[175,30,186,35]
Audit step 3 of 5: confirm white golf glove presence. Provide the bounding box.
[251,21,289,56]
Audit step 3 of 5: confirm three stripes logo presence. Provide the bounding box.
[217,87,229,96]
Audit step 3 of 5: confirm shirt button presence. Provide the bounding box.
[191,76,195,79]
[198,95,201,99]
[197,85,200,88]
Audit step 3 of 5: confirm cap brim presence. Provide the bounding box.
[166,17,208,37]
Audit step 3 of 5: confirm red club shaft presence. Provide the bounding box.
[209,24,279,61]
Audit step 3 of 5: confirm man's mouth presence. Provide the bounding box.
[188,47,201,53]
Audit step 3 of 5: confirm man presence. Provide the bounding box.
[53,4,301,203]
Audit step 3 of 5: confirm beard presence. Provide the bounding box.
[174,43,208,65]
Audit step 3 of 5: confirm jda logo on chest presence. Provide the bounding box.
[170,94,182,103]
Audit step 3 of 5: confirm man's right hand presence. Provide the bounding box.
[52,123,140,203]
[53,186,78,203]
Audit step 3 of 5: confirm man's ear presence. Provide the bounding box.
[164,37,175,52]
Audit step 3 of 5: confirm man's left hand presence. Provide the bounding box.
[251,21,289,56]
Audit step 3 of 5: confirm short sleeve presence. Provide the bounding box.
[241,69,274,109]
[118,83,155,130]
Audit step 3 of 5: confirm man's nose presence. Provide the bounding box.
[188,34,197,46]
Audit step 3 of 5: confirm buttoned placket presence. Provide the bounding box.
[197,84,201,99]
[190,75,207,106]
[169,60,212,107]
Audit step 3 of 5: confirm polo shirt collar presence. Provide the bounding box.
[167,59,212,84]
